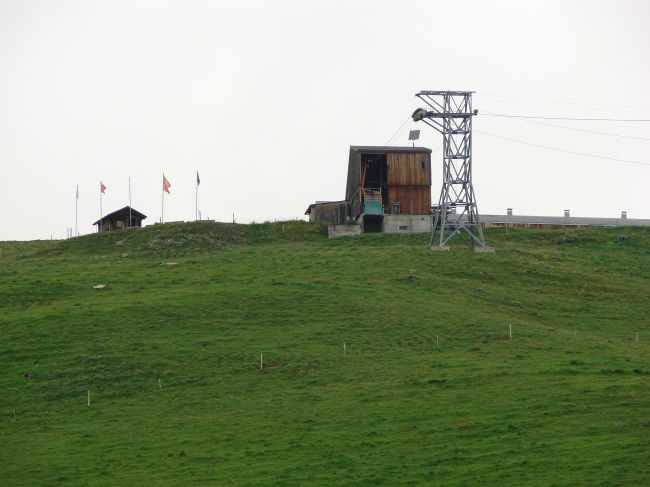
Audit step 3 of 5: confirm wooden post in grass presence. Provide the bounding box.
[158,378,162,391]
[260,353,263,370]
[509,324,512,340]
[343,342,347,357]
[87,390,91,407]
[436,335,439,347]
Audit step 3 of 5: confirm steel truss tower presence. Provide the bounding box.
[412,90,488,251]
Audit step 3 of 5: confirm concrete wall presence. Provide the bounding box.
[328,224,362,238]
[382,214,432,233]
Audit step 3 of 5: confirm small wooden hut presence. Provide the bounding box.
[93,206,147,232]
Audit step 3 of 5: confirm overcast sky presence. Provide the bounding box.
[1,0,649,240]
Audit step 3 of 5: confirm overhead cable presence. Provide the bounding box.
[481,111,650,141]
[477,92,650,110]
[475,129,650,167]
[383,114,413,146]
[481,113,650,122]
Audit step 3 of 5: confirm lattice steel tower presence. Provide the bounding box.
[412,90,488,251]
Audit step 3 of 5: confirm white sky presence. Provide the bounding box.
[1,0,649,240]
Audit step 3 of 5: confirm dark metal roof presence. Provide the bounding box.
[350,146,432,154]
[93,206,147,226]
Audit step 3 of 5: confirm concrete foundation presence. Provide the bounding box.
[382,215,432,234]
[474,246,496,253]
[328,224,362,238]
[430,245,450,252]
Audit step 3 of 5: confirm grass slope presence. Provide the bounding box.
[1,222,649,486]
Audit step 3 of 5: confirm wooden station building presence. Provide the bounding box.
[306,146,432,232]
[93,206,147,232]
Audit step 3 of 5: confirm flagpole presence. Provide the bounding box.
[195,174,198,221]
[75,185,78,237]
[99,188,103,233]
[161,174,164,224]
[128,176,132,227]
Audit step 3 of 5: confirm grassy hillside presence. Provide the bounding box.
[1,222,649,486]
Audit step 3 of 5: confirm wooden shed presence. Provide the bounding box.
[93,206,147,232]
[345,146,432,221]
[304,201,348,224]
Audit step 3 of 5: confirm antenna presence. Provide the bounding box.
[412,90,492,252]
[408,129,420,147]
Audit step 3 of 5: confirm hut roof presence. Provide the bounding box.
[93,206,147,226]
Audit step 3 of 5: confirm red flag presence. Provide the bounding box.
[196,171,200,186]
[162,174,171,194]
[100,181,106,194]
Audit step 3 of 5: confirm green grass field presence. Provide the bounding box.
[1,222,649,486]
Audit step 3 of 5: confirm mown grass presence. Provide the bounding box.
[1,222,649,486]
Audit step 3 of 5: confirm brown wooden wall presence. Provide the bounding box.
[98,216,144,232]
[386,186,431,215]
[310,202,347,224]
[386,153,431,186]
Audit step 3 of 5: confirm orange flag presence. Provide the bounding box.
[100,181,106,194]
[162,174,171,194]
